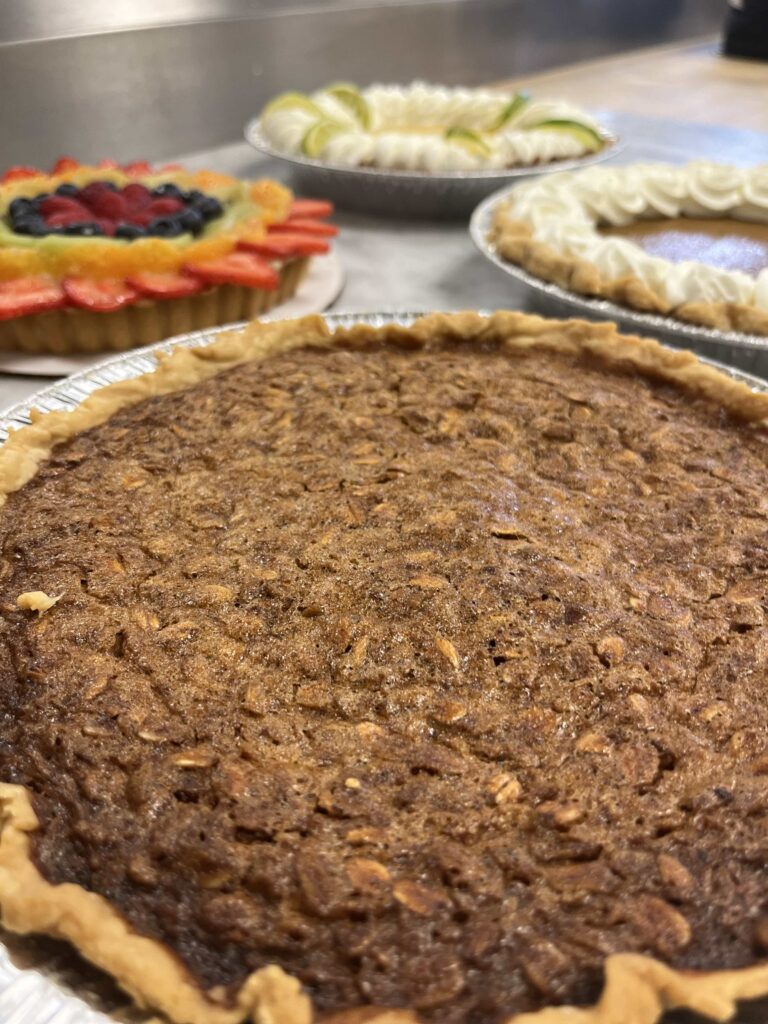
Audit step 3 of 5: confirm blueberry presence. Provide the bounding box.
[152,183,184,200]
[197,197,224,221]
[9,197,34,219]
[115,223,145,240]
[178,208,204,234]
[147,217,184,237]
[55,183,79,197]
[62,221,104,236]
[13,216,48,237]
[96,180,118,191]
[186,189,206,206]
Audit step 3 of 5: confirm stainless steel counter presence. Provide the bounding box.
[0,108,765,411]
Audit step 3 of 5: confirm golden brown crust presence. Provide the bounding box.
[0,259,308,355]
[489,204,768,337]
[1,310,768,1024]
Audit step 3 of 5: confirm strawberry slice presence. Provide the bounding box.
[63,278,138,312]
[2,166,43,183]
[122,183,152,213]
[122,160,153,176]
[158,162,183,172]
[0,277,67,320]
[270,218,337,237]
[289,199,334,219]
[46,210,92,229]
[185,252,279,290]
[96,159,119,169]
[80,184,128,221]
[131,210,159,227]
[144,197,183,216]
[39,196,90,218]
[52,156,80,174]
[127,272,204,299]
[239,233,329,258]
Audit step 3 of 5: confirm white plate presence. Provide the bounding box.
[245,119,620,218]
[0,312,765,1024]
[0,251,345,378]
[469,185,768,379]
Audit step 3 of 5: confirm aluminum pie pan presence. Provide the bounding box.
[470,185,768,379]
[0,309,767,1024]
[245,118,620,218]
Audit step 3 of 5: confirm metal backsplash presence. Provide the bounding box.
[0,0,725,166]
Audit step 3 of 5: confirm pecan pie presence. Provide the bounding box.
[0,312,767,1024]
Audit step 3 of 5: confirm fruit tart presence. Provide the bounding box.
[0,157,337,354]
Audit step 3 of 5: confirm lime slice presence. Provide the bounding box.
[529,119,604,152]
[301,120,345,158]
[490,91,530,131]
[261,91,323,120]
[325,82,371,129]
[444,127,492,159]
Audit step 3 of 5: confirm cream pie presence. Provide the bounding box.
[489,161,768,335]
[258,82,608,172]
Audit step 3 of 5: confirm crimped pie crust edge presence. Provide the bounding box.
[489,203,768,338]
[0,310,767,1024]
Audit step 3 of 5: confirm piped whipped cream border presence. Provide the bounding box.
[503,161,768,310]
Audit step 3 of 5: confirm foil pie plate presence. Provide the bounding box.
[245,119,620,219]
[0,311,766,1023]
[470,186,768,379]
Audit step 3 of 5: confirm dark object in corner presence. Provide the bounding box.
[724,0,768,60]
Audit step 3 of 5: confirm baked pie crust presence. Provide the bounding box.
[0,311,767,1024]
[489,163,768,336]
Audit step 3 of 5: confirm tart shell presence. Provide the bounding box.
[0,258,308,355]
[0,311,767,1024]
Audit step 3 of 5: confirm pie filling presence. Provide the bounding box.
[1,335,768,1022]
[601,216,768,276]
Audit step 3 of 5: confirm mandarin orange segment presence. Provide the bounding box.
[44,239,182,280]
[110,239,185,276]
[249,179,293,223]
[192,170,239,191]
[183,234,237,265]
[0,248,46,281]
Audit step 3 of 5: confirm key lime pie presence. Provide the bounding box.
[258,82,609,172]
[0,157,337,354]
[489,161,768,335]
